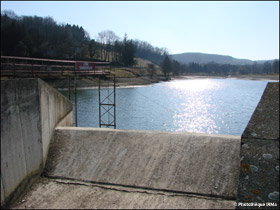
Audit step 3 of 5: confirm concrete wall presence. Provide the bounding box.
[1,78,73,207]
[237,82,279,207]
[38,79,73,165]
[45,127,241,200]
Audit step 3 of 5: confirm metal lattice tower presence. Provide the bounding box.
[99,76,116,129]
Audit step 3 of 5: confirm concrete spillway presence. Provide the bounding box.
[44,127,240,200]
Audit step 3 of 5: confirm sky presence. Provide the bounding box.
[1,1,279,61]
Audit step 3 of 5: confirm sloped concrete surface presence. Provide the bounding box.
[44,127,241,200]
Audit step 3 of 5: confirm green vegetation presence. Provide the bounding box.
[0,11,166,67]
[166,60,280,76]
[1,10,279,78]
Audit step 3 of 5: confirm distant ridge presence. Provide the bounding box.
[171,52,274,65]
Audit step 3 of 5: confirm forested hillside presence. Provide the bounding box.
[1,11,91,59]
[1,10,167,67]
[1,10,279,76]
[171,52,255,65]
[168,53,279,76]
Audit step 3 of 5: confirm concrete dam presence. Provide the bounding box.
[1,78,279,209]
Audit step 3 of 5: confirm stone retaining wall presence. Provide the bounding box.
[237,82,279,209]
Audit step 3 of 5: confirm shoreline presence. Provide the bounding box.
[43,74,279,89]
[172,74,279,81]
[43,76,166,89]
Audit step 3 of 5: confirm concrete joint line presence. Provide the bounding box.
[52,179,228,201]
[53,179,168,197]
[44,175,236,201]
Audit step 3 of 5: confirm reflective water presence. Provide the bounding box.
[60,78,270,136]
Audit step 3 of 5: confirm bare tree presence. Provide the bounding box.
[97,30,119,61]
[97,31,106,60]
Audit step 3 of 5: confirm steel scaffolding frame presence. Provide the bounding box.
[99,76,116,129]
[1,56,115,128]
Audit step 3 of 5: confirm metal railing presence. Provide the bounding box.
[1,56,116,129]
[1,56,111,77]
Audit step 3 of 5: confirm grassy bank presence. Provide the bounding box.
[41,66,166,89]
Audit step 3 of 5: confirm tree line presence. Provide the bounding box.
[1,10,279,75]
[161,55,279,77]
[1,10,167,67]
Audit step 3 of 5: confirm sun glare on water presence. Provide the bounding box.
[166,79,223,133]
[168,79,221,92]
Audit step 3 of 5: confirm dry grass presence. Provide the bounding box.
[111,67,163,78]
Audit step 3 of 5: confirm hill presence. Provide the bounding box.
[171,52,274,65]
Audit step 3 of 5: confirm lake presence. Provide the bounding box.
[60,78,271,136]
